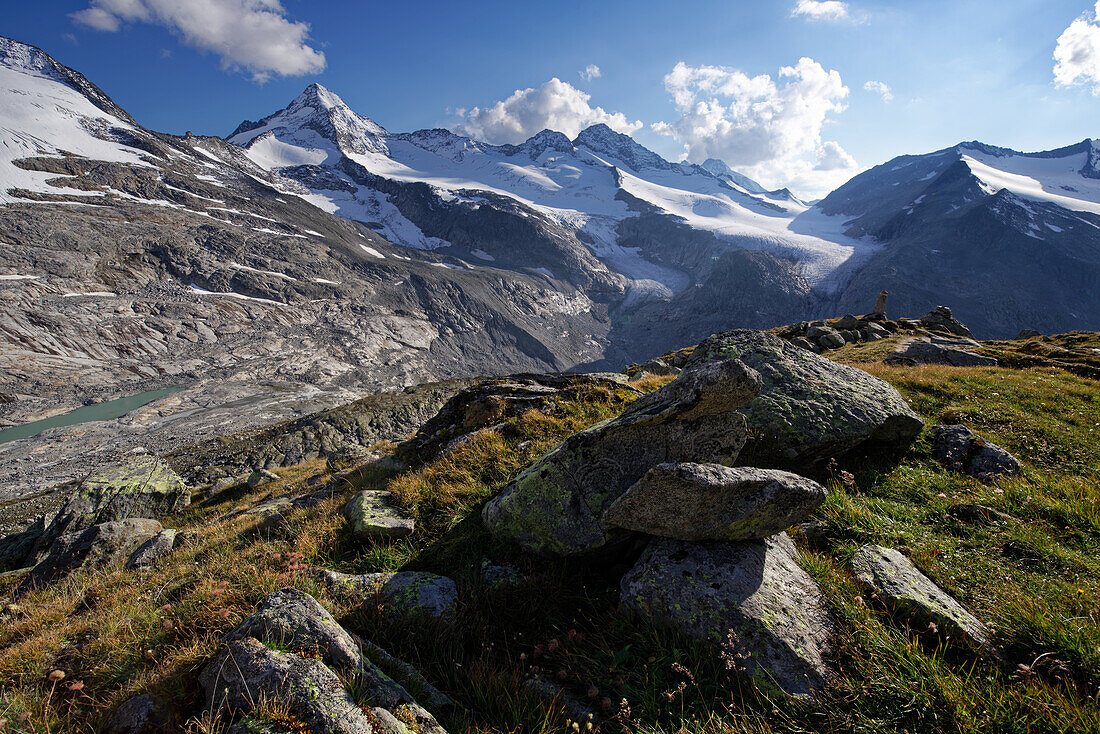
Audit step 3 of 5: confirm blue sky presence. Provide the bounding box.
[5,0,1100,197]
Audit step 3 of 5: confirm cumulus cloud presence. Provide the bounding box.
[1054,1,1100,94]
[453,78,642,145]
[70,0,325,82]
[652,58,857,197]
[863,80,893,101]
[790,0,851,22]
[580,64,602,82]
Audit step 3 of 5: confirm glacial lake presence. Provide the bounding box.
[0,387,185,446]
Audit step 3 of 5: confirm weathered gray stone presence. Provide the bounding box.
[918,305,974,338]
[621,533,835,698]
[850,545,993,652]
[834,314,861,331]
[807,326,845,350]
[603,463,826,541]
[318,569,458,620]
[34,458,188,556]
[104,693,170,734]
[884,339,997,367]
[17,519,163,595]
[929,424,1021,482]
[694,330,923,471]
[219,588,448,734]
[480,562,524,592]
[125,529,178,569]
[640,358,680,376]
[200,638,378,734]
[345,490,415,540]
[482,349,762,555]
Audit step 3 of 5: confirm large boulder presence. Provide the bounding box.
[602,463,826,542]
[850,545,993,653]
[482,350,763,555]
[693,330,923,471]
[318,569,458,620]
[621,534,835,698]
[929,425,1021,482]
[16,519,163,596]
[33,458,188,557]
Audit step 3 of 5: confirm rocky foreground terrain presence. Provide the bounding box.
[0,315,1097,733]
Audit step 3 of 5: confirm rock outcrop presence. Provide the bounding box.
[694,330,923,471]
[203,588,448,734]
[850,545,993,652]
[125,529,185,570]
[602,463,826,542]
[482,346,762,555]
[621,534,835,698]
[16,519,163,596]
[31,458,188,560]
[929,425,1022,482]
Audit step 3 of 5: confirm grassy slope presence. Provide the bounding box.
[0,359,1098,733]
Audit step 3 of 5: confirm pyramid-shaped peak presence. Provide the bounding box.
[293,83,351,112]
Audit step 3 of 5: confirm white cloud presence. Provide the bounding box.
[652,58,857,197]
[453,78,642,145]
[1054,1,1100,94]
[863,80,893,102]
[790,0,851,22]
[580,64,602,82]
[70,0,326,83]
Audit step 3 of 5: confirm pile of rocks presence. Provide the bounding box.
[782,314,893,352]
[484,329,925,697]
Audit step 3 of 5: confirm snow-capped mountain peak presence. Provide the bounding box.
[228,82,388,157]
[572,123,674,172]
[700,158,767,194]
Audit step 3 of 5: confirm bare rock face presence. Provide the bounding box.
[602,463,826,542]
[103,693,170,734]
[621,534,835,698]
[850,545,993,652]
[16,518,162,596]
[482,349,763,556]
[207,588,448,734]
[695,330,923,472]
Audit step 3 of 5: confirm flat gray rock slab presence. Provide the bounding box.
[885,339,997,367]
[603,462,826,541]
[483,348,762,555]
[345,490,415,540]
[621,533,835,698]
[319,569,458,620]
[692,330,923,471]
[850,544,992,652]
